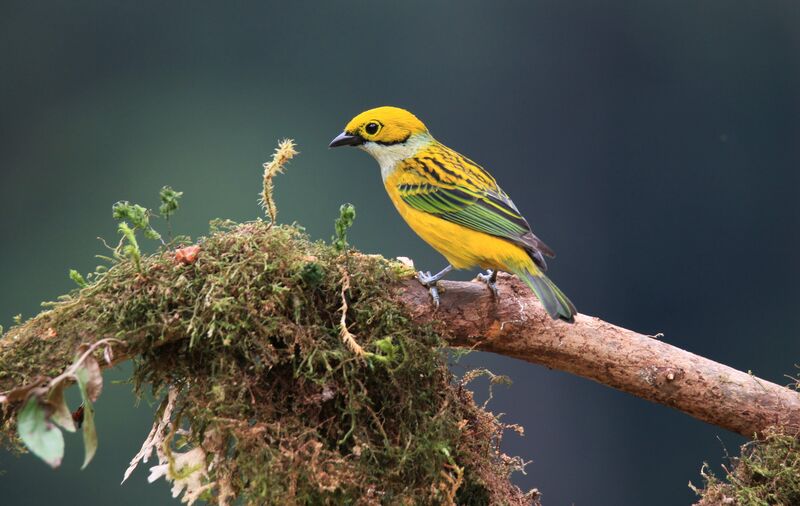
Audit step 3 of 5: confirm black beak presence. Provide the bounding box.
[329,131,365,148]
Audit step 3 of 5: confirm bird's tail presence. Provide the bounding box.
[513,266,576,322]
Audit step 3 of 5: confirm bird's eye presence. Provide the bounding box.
[364,122,380,135]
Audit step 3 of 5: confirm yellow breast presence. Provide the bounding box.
[383,172,533,272]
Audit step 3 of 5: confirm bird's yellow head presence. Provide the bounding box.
[329,106,429,148]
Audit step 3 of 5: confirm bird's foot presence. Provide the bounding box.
[416,265,453,308]
[417,271,442,308]
[477,269,499,298]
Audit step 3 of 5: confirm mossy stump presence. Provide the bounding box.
[693,427,800,506]
[1,220,535,505]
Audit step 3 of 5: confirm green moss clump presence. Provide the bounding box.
[1,219,534,505]
[692,427,800,506]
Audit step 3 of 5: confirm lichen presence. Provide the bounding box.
[1,219,535,505]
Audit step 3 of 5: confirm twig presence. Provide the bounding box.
[46,338,126,391]
[338,271,366,357]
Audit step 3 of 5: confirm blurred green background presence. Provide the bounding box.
[1,1,798,504]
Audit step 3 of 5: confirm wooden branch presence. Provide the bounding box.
[397,272,800,438]
[3,264,798,440]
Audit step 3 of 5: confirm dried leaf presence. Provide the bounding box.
[47,381,76,433]
[122,387,178,484]
[395,256,415,269]
[17,396,64,468]
[149,446,209,505]
[0,377,48,404]
[103,345,114,365]
[76,355,103,403]
[174,245,201,265]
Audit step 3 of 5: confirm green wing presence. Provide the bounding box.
[397,182,555,268]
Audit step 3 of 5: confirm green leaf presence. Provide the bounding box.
[47,381,76,433]
[117,222,142,270]
[332,203,356,251]
[76,364,100,469]
[159,186,183,218]
[17,396,64,468]
[69,269,88,288]
[112,201,150,230]
[112,200,161,241]
[143,228,162,241]
[79,401,97,470]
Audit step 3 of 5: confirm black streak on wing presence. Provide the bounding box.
[430,187,556,270]
[402,155,557,270]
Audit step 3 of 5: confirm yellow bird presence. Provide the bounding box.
[330,106,576,321]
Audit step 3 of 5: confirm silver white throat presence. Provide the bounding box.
[360,133,434,182]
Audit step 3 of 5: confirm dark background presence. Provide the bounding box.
[1,1,799,504]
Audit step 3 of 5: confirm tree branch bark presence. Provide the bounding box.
[3,267,798,440]
[397,272,800,438]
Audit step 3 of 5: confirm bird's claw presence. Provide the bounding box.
[477,269,499,298]
[428,285,440,308]
[417,270,441,308]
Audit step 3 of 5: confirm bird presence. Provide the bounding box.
[329,106,576,322]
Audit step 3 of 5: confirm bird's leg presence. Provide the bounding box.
[416,265,453,308]
[477,269,499,298]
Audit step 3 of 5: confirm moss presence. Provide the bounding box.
[1,219,534,505]
[692,427,800,506]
